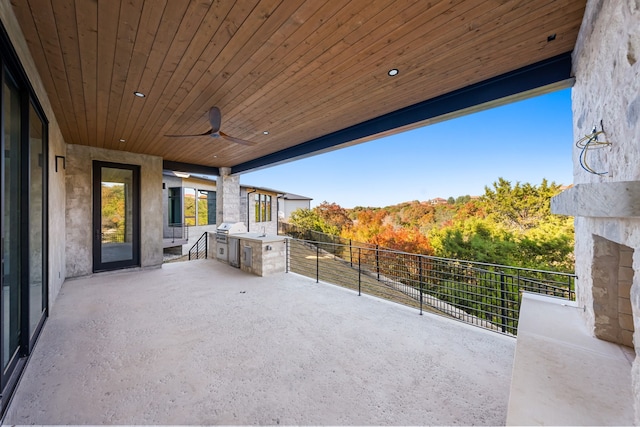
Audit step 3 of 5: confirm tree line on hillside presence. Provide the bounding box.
[287,178,574,273]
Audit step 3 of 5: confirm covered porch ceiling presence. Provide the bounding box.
[10,0,586,175]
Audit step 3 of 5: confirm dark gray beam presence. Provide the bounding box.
[162,160,219,176]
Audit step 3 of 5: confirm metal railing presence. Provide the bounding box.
[285,237,576,336]
[165,223,189,242]
[101,229,126,243]
[189,232,208,260]
[280,222,349,248]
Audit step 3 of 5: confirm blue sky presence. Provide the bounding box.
[241,88,574,208]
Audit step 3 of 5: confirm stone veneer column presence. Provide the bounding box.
[568,0,640,422]
[216,167,240,224]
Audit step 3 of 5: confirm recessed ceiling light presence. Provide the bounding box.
[388,68,399,76]
[119,139,126,143]
[263,131,269,135]
[133,91,145,98]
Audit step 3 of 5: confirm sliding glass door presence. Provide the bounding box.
[28,102,46,339]
[0,48,48,414]
[2,69,21,383]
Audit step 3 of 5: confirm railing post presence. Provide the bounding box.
[376,244,380,281]
[349,239,353,268]
[568,274,574,300]
[285,239,289,273]
[358,247,361,296]
[419,255,423,315]
[316,244,319,283]
[500,271,507,333]
[205,232,208,259]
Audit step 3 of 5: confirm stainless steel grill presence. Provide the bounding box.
[216,222,247,242]
[215,222,247,264]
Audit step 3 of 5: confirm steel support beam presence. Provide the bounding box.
[162,160,219,176]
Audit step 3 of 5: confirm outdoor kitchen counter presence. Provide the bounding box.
[230,233,287,277]
[231,233,288,243]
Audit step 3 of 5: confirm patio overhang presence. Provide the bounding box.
[232,53,574,174]
[9,0,586,175]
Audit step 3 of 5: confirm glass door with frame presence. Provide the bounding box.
[92,162,140,272]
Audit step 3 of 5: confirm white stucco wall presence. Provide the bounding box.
[571,0,640,421]
[281,199,311,221]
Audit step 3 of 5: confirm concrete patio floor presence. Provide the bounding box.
[4,259,515,425]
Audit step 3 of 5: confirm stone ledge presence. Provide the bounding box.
[506,293,634,426]
[551,182,640,217]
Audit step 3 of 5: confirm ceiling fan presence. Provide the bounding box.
[164,106,257,146]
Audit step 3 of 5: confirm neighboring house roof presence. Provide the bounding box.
[280,193,313,201]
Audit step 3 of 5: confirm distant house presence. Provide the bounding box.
[429,197,448,205]
[162,173,305,253]
[278,193,313,221]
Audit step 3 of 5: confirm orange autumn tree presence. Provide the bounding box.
[341,208,433,255]
[370,226,433,255]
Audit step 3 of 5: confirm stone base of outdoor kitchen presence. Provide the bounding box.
[506,293,635,426]
[210,232,287,276]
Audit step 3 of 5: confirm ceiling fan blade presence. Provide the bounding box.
[219,131,257,146]
[164,129,213,137]
[209,106,222,133]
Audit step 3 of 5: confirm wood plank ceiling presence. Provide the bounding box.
[11,0,586,172]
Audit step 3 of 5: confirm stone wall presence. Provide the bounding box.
[217,168,240,224]
[619,245,635,347]
[239,238,286,277]
[570,0,640,422]
[591,236,634,347]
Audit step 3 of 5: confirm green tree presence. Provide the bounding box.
[515,215,575,271]
[481,178,563,231]
[289,208,339,235]
[455,195,471,204]
[429,217,517,264]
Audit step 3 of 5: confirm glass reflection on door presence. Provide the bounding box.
[2,72,21,373]
[28,103,45,339]
[100,167,134,264]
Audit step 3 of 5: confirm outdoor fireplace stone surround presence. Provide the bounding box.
[550,0,640,421]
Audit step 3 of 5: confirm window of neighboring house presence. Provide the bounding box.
[197,190,208,225]
[254,193,272,222]
[197,190,217,225]
[184,187,196,226]
[168,187,182,225]
[182,187,216,226]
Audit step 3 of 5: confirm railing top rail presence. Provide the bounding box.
[290,237,576,279]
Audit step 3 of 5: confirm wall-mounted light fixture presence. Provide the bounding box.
[55,155,66,172]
